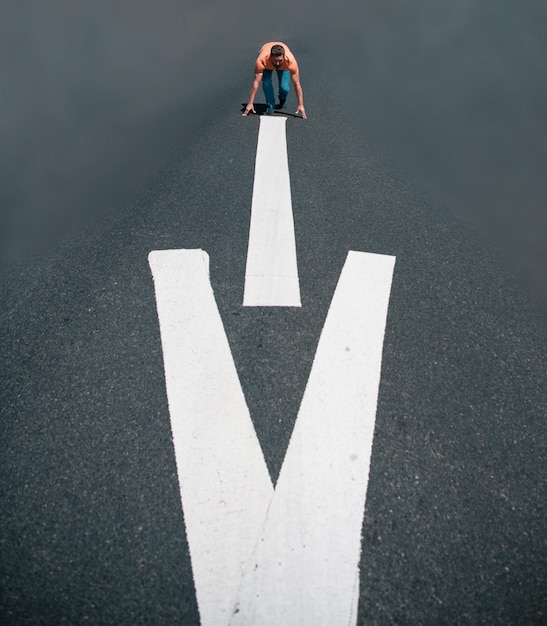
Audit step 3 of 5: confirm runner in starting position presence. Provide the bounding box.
[243,42,307,119]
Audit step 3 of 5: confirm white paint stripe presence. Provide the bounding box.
[231,251,396,625]
[243,116,301,307]
[148,249,274,626]
[149,248,396,626]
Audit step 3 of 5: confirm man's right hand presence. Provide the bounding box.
[242,103,255,116]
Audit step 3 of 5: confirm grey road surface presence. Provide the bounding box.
[2,2,545,624]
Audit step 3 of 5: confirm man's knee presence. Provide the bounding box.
[279,85,290,100]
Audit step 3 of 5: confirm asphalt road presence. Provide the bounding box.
[2,4,546,625]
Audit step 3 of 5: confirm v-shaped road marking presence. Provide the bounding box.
[149,248,395,625]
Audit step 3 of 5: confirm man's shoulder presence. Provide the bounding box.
[287,56,299,70]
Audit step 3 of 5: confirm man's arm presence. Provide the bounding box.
[291,71,307,119]
[242,71,263,116]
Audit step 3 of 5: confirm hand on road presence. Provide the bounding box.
[296,105,307,119]
[242,104,255,116]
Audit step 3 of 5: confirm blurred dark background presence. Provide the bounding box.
[1,0,545,308]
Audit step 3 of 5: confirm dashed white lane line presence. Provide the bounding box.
[243,116,301,307]
[149,248,396,626]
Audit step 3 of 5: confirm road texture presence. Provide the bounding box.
[2,2,546,624]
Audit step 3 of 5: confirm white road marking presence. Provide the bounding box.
[148,249,274,626]
[149,249,396,625]
[230,251,396,625]
[243,116,301,307]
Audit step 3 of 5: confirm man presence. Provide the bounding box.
[243,42,307,118]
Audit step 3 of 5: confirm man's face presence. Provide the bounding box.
[270,54,284,68]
